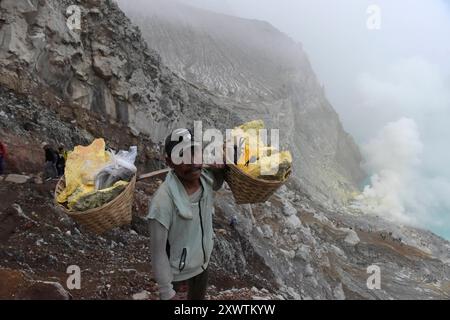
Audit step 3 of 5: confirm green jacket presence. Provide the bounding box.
[147,169,220,282]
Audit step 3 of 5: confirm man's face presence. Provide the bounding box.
[167,146,203,183]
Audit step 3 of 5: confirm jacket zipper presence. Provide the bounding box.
[179,248,187,271]
[198,186,207,270]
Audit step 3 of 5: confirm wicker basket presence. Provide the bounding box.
[54,175,136,234]
[225,163,291,204]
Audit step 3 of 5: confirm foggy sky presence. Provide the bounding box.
[181,0,450,139]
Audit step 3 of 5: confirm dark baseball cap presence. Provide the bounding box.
[164,128,202,158]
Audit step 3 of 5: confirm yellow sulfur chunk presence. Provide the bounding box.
[68,180,129,211]
[57,138,111,204]
[231,120,293,182]
[244,151,292,181]
[234,119,265,133]
[232,120,272,166]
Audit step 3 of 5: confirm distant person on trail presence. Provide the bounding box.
[42,142,58,180]
[0,140,7,175]
[229,215,238,229]
[56,145,67,177]
[147,128,225,300]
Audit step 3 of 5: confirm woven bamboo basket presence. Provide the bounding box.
[224,163,291,204]
[54,175,136,234]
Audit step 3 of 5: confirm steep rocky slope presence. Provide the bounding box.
[0,0,238,143]
[1,0,450,300]
[119,0,365,206]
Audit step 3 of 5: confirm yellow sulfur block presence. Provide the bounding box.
[244,151,292,181]
[57,138,111,204]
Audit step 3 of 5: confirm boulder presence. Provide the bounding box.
[304,264,314,277]
[342,228,360,246]
[92,55,124,80]
[295,245,310,261]
[0,268,31,299]
[16,281,71,300]
[93,55,114,80]
[0,265,70,301]
[5,174,30,184]
[33,176,43,184]
[132,290,151,300]
[286,215,301,229]
[280,249,296,259]
[282,202,297,217]
[261,224,273,239]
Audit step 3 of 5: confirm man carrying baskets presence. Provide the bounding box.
[147,128,225,300]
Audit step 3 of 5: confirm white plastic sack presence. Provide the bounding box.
[94,146,138,190]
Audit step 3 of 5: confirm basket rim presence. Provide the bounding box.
[226,162,290,186]
[54,175,136,216]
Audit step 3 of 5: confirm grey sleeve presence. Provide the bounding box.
[149,220,176,300]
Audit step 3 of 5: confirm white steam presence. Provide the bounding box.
[353,116,450,237]
[353,118,423,225]
[353,57,450,237]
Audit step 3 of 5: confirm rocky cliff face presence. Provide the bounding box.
[118,0,365,206]
[1,0,450,300]
[0,0,238,144]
